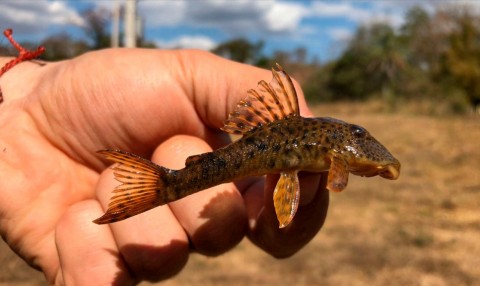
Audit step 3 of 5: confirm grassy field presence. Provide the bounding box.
[1,101,479,286]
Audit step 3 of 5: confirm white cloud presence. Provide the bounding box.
[328,27,353,41]
[0,1,84,35]
[155,35,217,50]
[308,1,418,28]
[309,2,372,23]
[264,1,306,33]
[138,0,306,35]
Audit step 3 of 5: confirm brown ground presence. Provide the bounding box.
[1,101,479,286]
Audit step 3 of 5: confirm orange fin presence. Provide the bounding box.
[93,149,169,224]
[273,171,300,228]
[221,63,300,135]
[327,154,349,192]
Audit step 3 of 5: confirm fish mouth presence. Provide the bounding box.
[378,163,400,180]
[350,162,400,179]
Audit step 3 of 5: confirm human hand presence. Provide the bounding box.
[0,49,329,285]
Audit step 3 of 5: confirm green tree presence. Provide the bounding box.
[443,9,480,110]
[41,33,90,61]
[212,38,264,64]
[327,23,406,101]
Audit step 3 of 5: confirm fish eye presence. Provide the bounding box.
[350,125,366,137]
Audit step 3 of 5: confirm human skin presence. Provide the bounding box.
[0,49,329,285]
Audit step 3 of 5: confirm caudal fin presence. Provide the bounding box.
[93,149,169,224]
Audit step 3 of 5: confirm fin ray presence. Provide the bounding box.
[221,64,299,135]
[94,149,169,224]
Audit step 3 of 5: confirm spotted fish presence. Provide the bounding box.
[94,64,400,228]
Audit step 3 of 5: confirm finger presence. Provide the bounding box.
[45,50,312,166]
[154,135,247,256]
[186,50,313,124]
[55,200,133,285]
[246,172,329,258]
[96,162,189,282]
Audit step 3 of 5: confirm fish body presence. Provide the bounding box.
[94,64,400,227]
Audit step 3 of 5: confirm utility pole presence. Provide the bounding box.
[124,0,137,48]
[111,0,121,48]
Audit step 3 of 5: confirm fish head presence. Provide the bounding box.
[341,123,400,180]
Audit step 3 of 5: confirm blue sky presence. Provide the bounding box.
[0,1,472,62]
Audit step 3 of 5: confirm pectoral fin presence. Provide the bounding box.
[273,171,300,228]
[327,154,349,192]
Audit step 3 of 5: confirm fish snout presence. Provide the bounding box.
[379,162,400,180]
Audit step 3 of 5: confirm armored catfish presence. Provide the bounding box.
[94,64,400,228]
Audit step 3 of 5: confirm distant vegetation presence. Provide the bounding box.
[2,5,478,114]
[213,5,480,115]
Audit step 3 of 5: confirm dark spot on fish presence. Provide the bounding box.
[269,159,276,168]
[236,122,245,129]
[214,157,227,169]
[256,142,268,152]
[272,143,281,152]
[303,143,314,151]
[287,126,296,135]
[246,114,254,122]
[245,136,255,145]
[248,150,255,158]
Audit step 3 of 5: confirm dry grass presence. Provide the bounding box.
[1,101,479,286]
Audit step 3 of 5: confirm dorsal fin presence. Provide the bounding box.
[221,63,299,135]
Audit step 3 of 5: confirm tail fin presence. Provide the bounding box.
[93,149,169,224]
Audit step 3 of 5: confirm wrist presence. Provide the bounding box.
[0,58,48,103]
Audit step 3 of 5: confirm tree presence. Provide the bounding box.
[442,7,480,111]
[327,23,406,101]
[365,24,406,100]
[212,38,264,64]
[41,33,90,61]
[82,8,111,50]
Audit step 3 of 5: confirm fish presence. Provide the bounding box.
[94,64,400,228]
